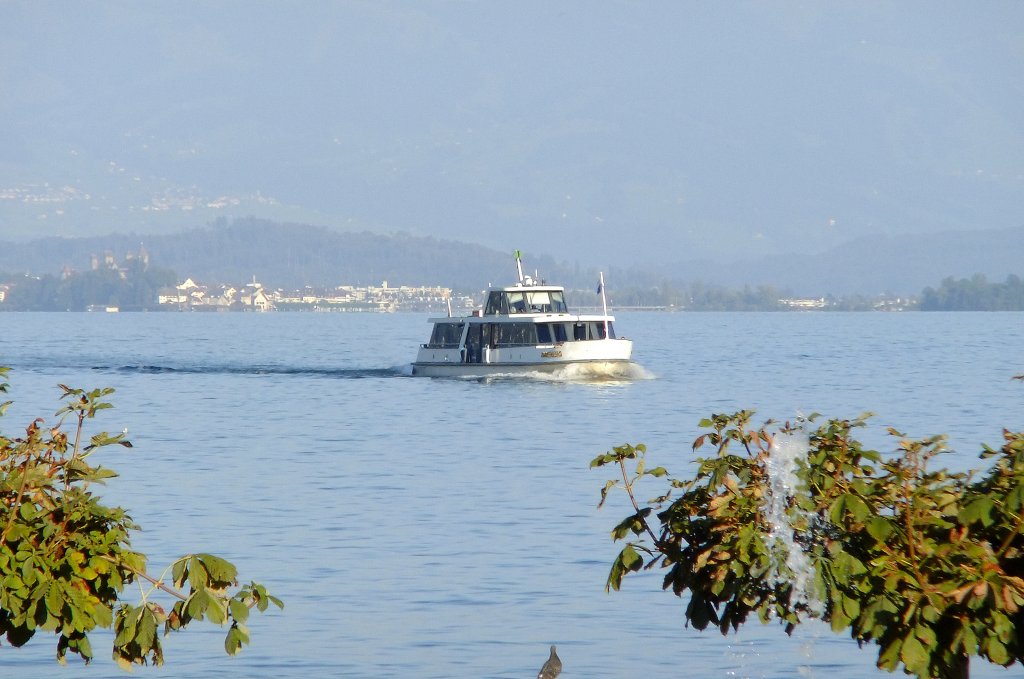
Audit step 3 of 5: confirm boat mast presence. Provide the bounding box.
[599,271,610,336]
[513,249,525,284]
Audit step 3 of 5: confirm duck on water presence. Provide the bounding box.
[411,251,633,378]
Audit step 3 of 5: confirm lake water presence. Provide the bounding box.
[1,311,1022,678]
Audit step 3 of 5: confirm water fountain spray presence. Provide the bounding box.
[765,431,823,616]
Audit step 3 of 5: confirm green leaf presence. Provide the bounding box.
[960,625,978,654]
[224,625,243,655]
[94,602,113,629]
[987,638,1010,665]
[224,622,250,655]
[610,512,647,540]
[186,590,210,620]
[830,601,851,633]
[188,557,209,589]
[845,494,870,523]
[828,495,847,524]
[876,639,901,671]
[76,634,93,661]
[1007,485,1024,512]
[44,583,63,617]
[841,594,860,621]
[914,624,936,648]
[81,466,119,483]
[136,607,156,652]
[114,606,138,646]
[229,597,250,624]
[247,584,270,612]
[865,517,893,543]
[172,558,188,588]
[686,594,717,631]
[607,559,625,592]
[606,544,643,591]
[206,599,227,625]
[18,501,37,521]
[4,522,29,542]
[900,634,928,675]
[959,498,994,527]
[621,544,643,571]
[196,553,238,586]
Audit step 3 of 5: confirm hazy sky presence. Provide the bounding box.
[2,1,1022,266]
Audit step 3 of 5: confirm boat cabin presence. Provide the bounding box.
[483,287,568,315]
[424,318,616,350]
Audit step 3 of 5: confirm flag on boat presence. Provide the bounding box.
[596,280,603,294]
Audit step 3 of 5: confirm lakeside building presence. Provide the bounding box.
[157,278,470,313]
[778,297,827,310]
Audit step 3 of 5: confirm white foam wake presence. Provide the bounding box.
[766,432,823,616]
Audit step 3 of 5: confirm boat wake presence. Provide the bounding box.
[445,362,654,384]
[542,361,654,382]
[95,364,411,379]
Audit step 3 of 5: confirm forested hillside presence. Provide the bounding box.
[0,219,580,292]
[2,218,1022,299]
[919,274,1024,311]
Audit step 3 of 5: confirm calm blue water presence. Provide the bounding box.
[1,312,1022,678]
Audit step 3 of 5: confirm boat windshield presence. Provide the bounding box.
[525,291,567,313]
[484,290,567,315]
[507,291,526,313]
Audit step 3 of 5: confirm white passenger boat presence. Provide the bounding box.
[412,252,633,377]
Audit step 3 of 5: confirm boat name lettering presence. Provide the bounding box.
[541,350,562,358]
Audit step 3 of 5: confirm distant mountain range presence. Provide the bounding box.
[646,226,1024,296]
[1,218,1021,297]
[0,218,565,292]
[3,5,1023,269]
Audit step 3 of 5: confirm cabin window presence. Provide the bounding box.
[507,291,526,313]
[551,323,568,342]
[465,325,483,362]
[428,322,464,348]
[526,291,549,312]
[574,322,612,340]
[571,322,612,340]
[524,291,565,313]
[494,322,538,346]
[536,324,552,343]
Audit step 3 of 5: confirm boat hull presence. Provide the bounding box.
[412,336,633,378]
[411,358,635,378]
